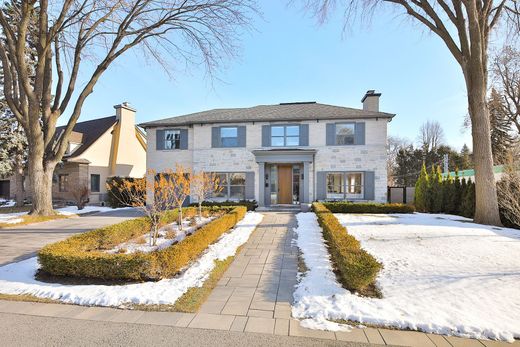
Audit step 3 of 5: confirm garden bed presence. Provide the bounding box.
[38,206,245,281]
[293,208,520,342]
[0,211,263,308]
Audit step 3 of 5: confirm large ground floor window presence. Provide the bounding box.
[326,172,364,200]
[212,172,246,200]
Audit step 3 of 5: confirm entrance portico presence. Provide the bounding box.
[253,149,315,207]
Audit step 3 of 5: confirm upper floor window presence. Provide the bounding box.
[335,123,355,145]
[271,125,300,147]
[220,127,238,147]
[165,129,181,149]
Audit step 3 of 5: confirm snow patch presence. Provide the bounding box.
[293,211,520,342]
[0,212,263,307]
[0,205,130,224]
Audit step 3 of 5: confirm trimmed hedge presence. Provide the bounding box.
[323,202,415,214]
[189,200,257,211]
[38,206,246,281]
[313,203,382,293]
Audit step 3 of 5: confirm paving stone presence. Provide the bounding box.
[106,309,145,323]
[206,287,235,302]
[446,336,486,347]
[274,319,290,336]
[24,303,79,318]
[249,300,276,311]
[244,317,275,334]
[229,316,248,332]
[174,313,196,327]
[364,328,386,345]
[427,334,453,347]
[188,313,235,330]
[335,329,369,343]
[274,302,292,319]
[199,300,226,314]
[378,329,435,347]
[135,311,186,326]
[480,340,520,347]
[289,319,336,339]
[247,309,274,318]
[71,307,120,321]
[221,300,251,316]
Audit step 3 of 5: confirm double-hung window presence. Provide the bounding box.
[326,172,364,200]
[164,129,181,149]
[220,127,238,147]
[58,174,69,192]
[90,174,100,193]
[335,123,355,145]
[271,125,300,147]
[211,172,246,200]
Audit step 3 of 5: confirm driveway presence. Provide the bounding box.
[0,208,141,265]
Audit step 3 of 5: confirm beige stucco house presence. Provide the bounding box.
[141,90,394,208]
[2,103,147,205]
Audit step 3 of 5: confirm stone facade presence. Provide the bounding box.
[146,118,390,204]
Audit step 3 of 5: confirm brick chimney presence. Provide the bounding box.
[361,90,381,112]
[114,102,136,124]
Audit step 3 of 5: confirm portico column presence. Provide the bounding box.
[303,161,310,203]
[258,162,265,207]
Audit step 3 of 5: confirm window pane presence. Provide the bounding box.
[286,126,300,136]
[271,126,284,136]
[90,174,100,192]
[326,174,344,193]
[336,124,355,145]
[229,173,246,185]
[271,136,284,147]
[346,173,363,196]
[215,173,228,185]
[221,127,237,138]
[230,186,245,200]
[165,130,180,149]
[221,137,238,147]
[286,136,299,146]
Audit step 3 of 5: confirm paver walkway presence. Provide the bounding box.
[0,210,517,346]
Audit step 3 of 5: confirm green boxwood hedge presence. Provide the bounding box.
[313,202,382,293]
[323,202,415,214]
[189,200,258,211]
[38,206,246,281]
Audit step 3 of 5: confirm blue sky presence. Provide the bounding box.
[75,2,473,150]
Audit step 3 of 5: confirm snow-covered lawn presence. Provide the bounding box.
[107,215,215,254]
[293,212,520,342]
[0,205,125,225]
[0,212,263,307]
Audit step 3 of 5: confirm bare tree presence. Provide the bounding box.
[191,171,222,219]
[418,120,445,153]
[0,0,256,216]
[301,0,520,225]
[492,45,520,135]
[387,135,411,185]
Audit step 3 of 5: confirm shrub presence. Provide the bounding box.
[38,206,246,281]
[460,179,476,218]
[312,202,382,293]
[323,202,415,214]
[429,165,443,213]
[414,163,430,212]
[106,176,146,208]
[189,200,257,211]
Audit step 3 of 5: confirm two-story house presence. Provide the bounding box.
[1,103,147,205]
[140,90,395,208]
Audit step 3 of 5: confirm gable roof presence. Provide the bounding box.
[58,116,117,159]
[139,102,395,128]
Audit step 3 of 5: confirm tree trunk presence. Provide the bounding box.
[466,68,502,226]
[28,147,55,216]
[14,167,24,207]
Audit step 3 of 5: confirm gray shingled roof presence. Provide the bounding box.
[139,102,395,128]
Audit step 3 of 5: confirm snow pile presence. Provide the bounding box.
[0,199,16,208]
[0,205,127,224]
[293,211,520,342]
[0,212,263,307]
[107,215,214,254]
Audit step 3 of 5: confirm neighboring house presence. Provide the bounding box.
[141,90,395,208]
[2,103,147,204]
